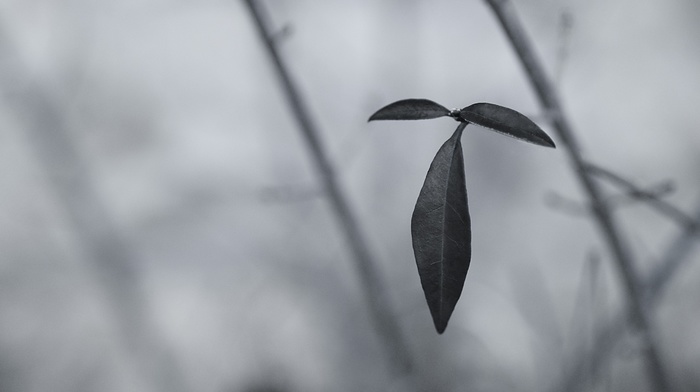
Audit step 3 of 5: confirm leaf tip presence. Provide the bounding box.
[435,321,447,334]
[542,137,556,148]
[535,129,556,148]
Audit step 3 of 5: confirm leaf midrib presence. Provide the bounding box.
[437,130,463,323]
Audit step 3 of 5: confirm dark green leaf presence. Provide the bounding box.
[368,99,450,121]
[411,123,471,334]
[459,103,555,148]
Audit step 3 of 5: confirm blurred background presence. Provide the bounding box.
[1,0,699,391]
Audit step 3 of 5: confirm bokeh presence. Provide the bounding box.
[1,0,699,391]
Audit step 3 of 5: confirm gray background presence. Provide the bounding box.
[1,0,699,391]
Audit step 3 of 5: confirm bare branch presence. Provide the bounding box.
[554,9,574,86]
[604,180,675,210]
[545,180,676,217]
[483,0,673,390]
[556,199,700,391]
[647,200,700,301]
[544,191,590,216]
[556,313,629,391]
[243,0,417,382]
[586,162,699,232]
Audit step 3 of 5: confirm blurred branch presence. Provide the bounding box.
[605,180,675,210]
[243,0,418,384]
[483,0,672,390]
[546,179,676,217]
[556,314,627,392]
[0,28,188,392]
[646,200,700,302]
[585,162,699,232]
[555,199,700,391]
[564,251,605,391]
[553,9,573,86]
[544,191,589,216]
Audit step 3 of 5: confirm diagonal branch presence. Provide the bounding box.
[646,200,700,302]
[243,0,417,382]
[555,199,700,392]
[585,162,699,232]
[483,0,672,390]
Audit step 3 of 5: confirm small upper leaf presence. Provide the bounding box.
[368,99,450,121]
[459,103,555,148]
[411,123,471,334]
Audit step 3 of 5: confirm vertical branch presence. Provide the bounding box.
[483,0,672,390]
[0,30,188,392]
[243,0,416,380]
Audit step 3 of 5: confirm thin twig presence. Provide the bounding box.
[544,191,590,216]
[556,314,627,391]
[604,180,675,210]
[586,162,698,232]
[556,199,700,392]
[243,0,416,381]
[646,200,700,301]
[483,0,672,390]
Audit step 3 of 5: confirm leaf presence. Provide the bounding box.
[368,99,450,121]
[411,123,471,334]
[459,103,556,148]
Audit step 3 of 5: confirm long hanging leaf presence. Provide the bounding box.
[459,103,556,148]
[411,123,471,334]
[368,99,450,121]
